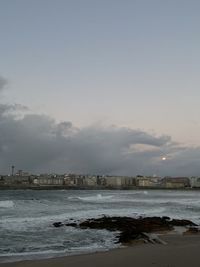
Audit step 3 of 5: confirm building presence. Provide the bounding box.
[105,176,125,187]
[83,176,97,186]
[123,176,136,187]
[190,177,200,188]
[33,175,64,186]
[2,175,33,185]
[162,177,190,188]
[63,174,85,186]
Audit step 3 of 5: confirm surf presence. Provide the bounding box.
[0,200,14,208]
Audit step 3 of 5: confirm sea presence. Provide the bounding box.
[1,189,200,263]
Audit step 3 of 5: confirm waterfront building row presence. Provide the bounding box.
[1,174,200,189]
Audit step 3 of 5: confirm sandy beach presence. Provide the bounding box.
[1,234,200,267]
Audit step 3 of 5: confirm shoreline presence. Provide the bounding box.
[1,186,200,190]
[1,233,200,267]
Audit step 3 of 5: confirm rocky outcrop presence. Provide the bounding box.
[53,216,197,244]
[170,219,196,226]
[53,222,64,227]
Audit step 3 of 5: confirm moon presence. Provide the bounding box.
[162,157,167,161]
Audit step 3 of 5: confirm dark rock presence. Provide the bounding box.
[52,216,198,244]
[53,222,64,227]
[79,216,173,233]
[170,219,197,226]
[162,216,170,221]
[65,223,77,227]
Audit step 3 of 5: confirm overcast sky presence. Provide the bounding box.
[0,0,200,176]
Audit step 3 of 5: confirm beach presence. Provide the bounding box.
[1,233,200,267]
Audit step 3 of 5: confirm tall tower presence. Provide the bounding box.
[11,165,15,176]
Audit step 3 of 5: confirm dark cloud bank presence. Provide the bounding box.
[0,75,200,176]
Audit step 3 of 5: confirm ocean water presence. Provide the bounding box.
[1,189,200,263]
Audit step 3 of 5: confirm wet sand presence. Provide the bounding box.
[1,234,200,267]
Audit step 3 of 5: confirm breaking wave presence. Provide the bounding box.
[0,200,14,208]
[77,194,113,201]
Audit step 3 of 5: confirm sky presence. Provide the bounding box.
[0,0,200,176]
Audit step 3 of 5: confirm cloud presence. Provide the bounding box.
[0,76,28,117]
[0,75,200,176]
[0,111,200,176]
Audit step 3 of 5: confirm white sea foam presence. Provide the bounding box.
[77,194,113,201]
[0,245,117,263]
[0,200,14,208]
